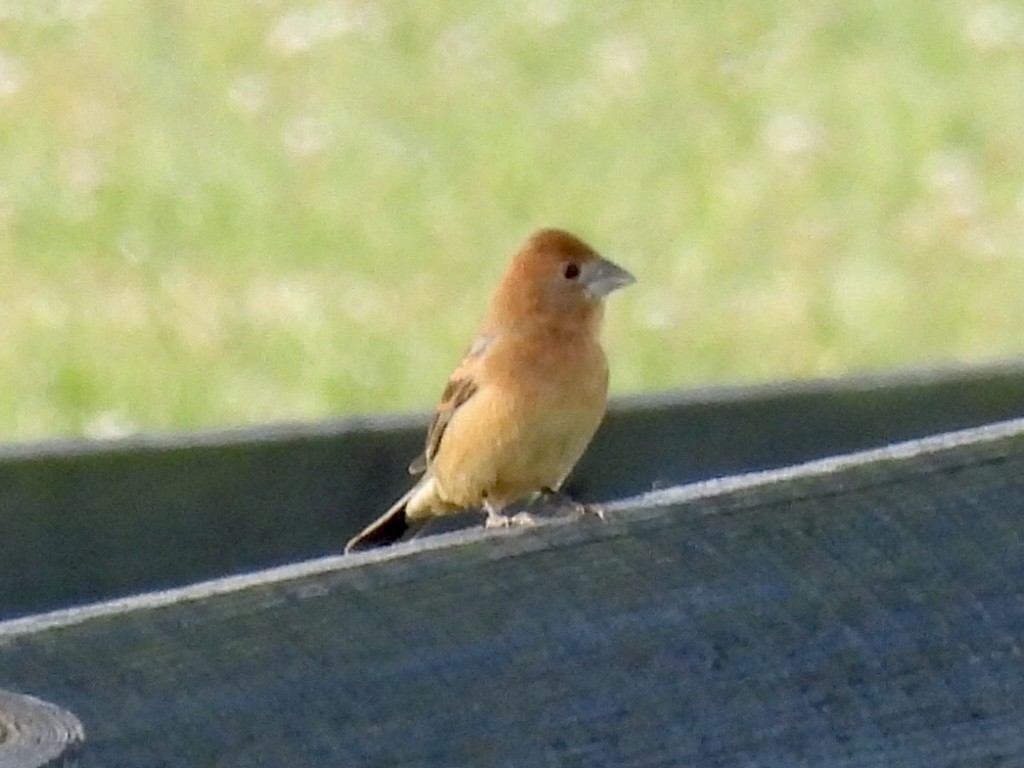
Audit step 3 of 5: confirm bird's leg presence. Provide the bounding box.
[483,499,512,529]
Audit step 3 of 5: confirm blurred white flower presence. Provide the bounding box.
[525,0,570,28]
[921,149,981,220]
[84,410,136,440]
[0,52,26,98]
[282,115,331,159]
[762,112,824,169]
[595,35,647,93]
[267,1,385,57]
[0,0,101,23]
[60,149,103,196]
[965,4,1022,53]
[636,286,677,331]
[51,0,103,23]
[245,278,322,327]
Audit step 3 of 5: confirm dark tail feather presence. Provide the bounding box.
[345,488,415,553]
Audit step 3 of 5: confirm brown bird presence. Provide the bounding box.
[345,228,634,552]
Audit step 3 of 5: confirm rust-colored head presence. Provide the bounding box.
[485,228,634,332]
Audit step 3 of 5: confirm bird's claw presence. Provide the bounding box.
[485,511,539,529]
[485,512,511,529]
[510,511,538,527]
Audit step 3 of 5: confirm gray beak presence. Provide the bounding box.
[582,257,636,300]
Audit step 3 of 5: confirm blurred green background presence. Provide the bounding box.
[1,1,1022,442]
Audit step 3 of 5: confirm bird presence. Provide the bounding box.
[344,228,635,553]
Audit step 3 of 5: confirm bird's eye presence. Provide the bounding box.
[563,262,580,280]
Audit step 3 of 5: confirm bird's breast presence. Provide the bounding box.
[430,332,609,509]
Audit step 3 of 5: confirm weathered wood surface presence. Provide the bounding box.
[1,399,1024,764]
[0,689,83,768]
[3,360,1024,620]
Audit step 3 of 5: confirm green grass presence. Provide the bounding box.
[1,1,1023,441]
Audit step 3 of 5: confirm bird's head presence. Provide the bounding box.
[487,228,635,331]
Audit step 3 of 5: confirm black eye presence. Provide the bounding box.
[563,262,580,280]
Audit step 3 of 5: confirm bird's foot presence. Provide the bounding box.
[510,511,538,527]
[483,493,604,531]
[484,511,512,529]
[485,510,539,528]
[530,490,605,521]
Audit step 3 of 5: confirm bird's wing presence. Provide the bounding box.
[407,335,493,475]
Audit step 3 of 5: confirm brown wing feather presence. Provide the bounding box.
[407,335,492,475]
[408,377,478,474]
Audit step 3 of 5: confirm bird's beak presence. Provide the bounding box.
[582,257,636,300]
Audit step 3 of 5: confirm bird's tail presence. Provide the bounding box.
[345,487,416,553]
